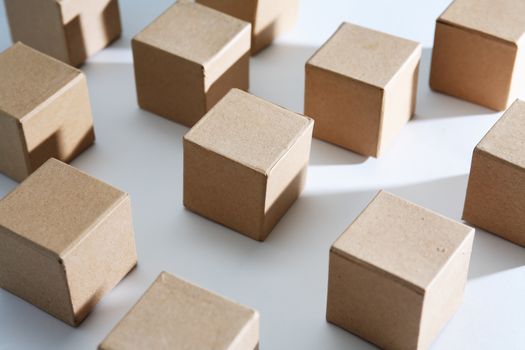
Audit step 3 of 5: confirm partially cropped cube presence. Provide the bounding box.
[4,0,121,67]
[305,23,421,157]
[0,43,95,182]
[196,0,299,54]
[0,159,137,326]
[132,1,251,127]
[430,0,525,111]
[463,99,525,246]
[327,191,474,350]
[99,272,259,350]
[184,89,313,241]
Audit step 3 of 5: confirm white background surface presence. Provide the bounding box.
[1,1,524,349]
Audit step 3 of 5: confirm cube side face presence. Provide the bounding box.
[62,196,137,325]
[4,0,70,64]
[430,22,517,111]
[327,252,424,350]
[183,139,267,240]
[418,231,474,349]
[263,123,312,239]
[0,227,74,325]
[0,113,30,181]
[21,75,95,175]
[252,0,299,54]
[379,50,421,155]
[305,65,383,157]
[463,149,525,246]
[196,0,257,25]
[509,45,525,104]
[132,40,207,127]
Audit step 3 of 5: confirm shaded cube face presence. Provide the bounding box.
[183,89,313,241]
[463,99,525,246]
[429,0,525,111]
[99,272,259,350]
[0,43,95,182]
[132,1,251,127]
[4,0,121,67]
[0,159,137,326]
[305,22,421,158]
[327,191,474,350]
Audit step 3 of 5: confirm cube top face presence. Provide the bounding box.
[307,22,421,89]
[185,89,313,175]
[100,272,259,350]
[134,2,250,70]
[0,159,126,257]
[477,99,525,169]
[332,191,474,292]
[0,43,81,120]
[439,0,525,44]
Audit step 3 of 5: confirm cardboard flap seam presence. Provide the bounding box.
[474,145,525,172]
[306,63,386,91]
[437,19,520,46]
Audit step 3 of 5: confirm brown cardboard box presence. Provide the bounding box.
[0,42,95,182]
[98,271,259,350]
[430,0,525,111]
[196,0,299,54]
[305,23,421,158]
[463,99,525,246]
[4,0,121,67]
[132,1,251,127]
[327,191,474,350]
[0,158,137,326]
[184,89,313,241]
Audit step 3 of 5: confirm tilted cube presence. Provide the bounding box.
[99,272,259,350]
[4,0,122,67]
[0,159,137,326]
[327,191,474,350]
[305,23,421,157]
[184,89,313,241]
[132,1,251,127]
[0,43,95,182]
[196,0,299,54]
[463,99,525,246]
[430,0,525,111]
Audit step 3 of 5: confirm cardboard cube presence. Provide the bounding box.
[196,0,299,54]
[0,159,137,326]
[132,1,251,127]
[305,23,421,157]
[0,43,95,182]
[430,0,525,111]
[4,0,121,67]
[184,89,313,241]
[463,99,525,246]
[98,271,259,350]
[327,191,474,350]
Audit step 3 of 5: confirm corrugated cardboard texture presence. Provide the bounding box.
[328,191,474,349]
[4,0,121,67]
[305,23,421,157]
[463,100,525,246]
[0,43,95,182]
[0,159,137,326]
[132,1,250,126]
[184,89,313,240]
[197,0,299,54]
[99,272,259,350]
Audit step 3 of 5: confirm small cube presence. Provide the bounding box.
[0,43,95,182]
[4,0,121,67]
[98,271,259,350]
[463,99,525,246]
[0,159,137,326]
[196,0,299,54]
[327,191,474,350]
[305,23,421,157]
[184,89,313,241]
[430,0,525,111]
[132,2,251,127]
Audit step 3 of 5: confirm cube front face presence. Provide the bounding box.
[0,159,137,326]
